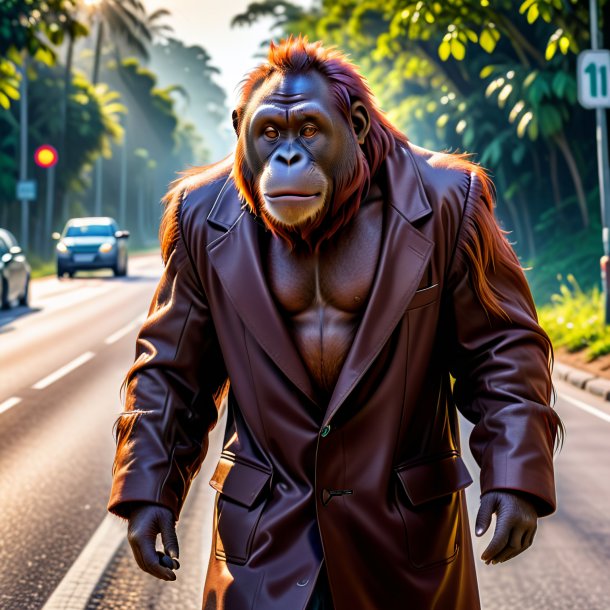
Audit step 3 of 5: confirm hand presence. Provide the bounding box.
[127,504,180,580]
[475,490,538,565]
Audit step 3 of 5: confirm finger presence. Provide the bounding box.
[481,517,511,563]
[159,514,180,561]
[128,532,175,581]
[522,523,537,551]
[492,527,527,564]
[475,494,496,537]
[139,542,177,581]
[158,551,180,571]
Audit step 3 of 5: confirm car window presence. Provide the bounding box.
[65,225,113,237]
[0,230,16,248]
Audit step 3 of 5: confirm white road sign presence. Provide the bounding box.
[578,49,610,108]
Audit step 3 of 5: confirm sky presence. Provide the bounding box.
[144,0,310,108]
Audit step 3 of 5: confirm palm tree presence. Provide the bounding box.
[85,0,154,216]
[88,0,153,85]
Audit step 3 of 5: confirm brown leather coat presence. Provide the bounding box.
[109,143,557,610]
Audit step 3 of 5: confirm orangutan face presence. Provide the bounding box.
[240,71,370,230]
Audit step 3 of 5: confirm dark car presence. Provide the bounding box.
[0,228,31,309]
[54,217,129,278]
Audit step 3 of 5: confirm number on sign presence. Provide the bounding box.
[584,61,608,98]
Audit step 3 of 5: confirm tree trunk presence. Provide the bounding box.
[553,131,589,228]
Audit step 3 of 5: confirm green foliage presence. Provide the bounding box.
[0,0,88,107]
[538,275,610,361]
[0,60,123,238]
[233,0,601,295]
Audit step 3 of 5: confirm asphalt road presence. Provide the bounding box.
[0,256,609,609]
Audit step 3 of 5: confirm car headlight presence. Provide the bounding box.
[56,242,69,253]
[99,242,113,253]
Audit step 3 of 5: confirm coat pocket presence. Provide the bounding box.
[406,283,440,310]
[210,454,272,565]
[394,451,472,569]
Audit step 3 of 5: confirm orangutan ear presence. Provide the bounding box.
[232,110,240,135]
[351,101,370,145]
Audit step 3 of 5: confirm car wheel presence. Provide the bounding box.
[1,278,9,310]
[57,263,65,278]
[18,274,29,307]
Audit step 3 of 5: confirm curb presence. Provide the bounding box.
[554,361,610,401]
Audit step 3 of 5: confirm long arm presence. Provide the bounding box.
[109,195,227,521]
[446,168,562,562]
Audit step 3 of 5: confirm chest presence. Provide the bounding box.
[265,201,384,315]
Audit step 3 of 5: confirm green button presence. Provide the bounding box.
[321,425,331,437]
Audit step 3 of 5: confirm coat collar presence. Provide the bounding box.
[206,144,434,419]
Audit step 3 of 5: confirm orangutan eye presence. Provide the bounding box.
[264,126,279,140]
[301,124,318,138]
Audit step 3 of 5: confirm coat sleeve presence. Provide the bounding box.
[446,170,561,517]
[108,195,227,520]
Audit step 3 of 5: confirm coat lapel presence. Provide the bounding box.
[206,178,319,406]
[207,144,434,419]
[323,145,434,425]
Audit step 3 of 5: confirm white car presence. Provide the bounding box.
[0,228,30,309]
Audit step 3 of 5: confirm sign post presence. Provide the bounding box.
[577,0,610,322]
[19,57,29,252]
[34,144,59,253]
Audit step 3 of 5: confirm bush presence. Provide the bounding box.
[538,274,610,361]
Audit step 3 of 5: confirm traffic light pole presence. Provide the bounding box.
[19,57,29,252]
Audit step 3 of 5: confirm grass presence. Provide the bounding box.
[27,246,160,280]
[28,255,57,279]
[538,274,610,361]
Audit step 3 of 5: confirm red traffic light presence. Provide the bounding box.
[34,145,58,168]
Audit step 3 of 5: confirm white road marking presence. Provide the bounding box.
[0,396,21,415]
[32,352,95,390]
[41,514,125,610]
[104,321,137,345]
[561,393,610,424]
[104,311,148,345]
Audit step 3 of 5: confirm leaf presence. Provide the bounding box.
[0,91,10,110]
[527,116,539,140]
[519,0,536,13]
[438,39,451,61]
[509,100,526,123]
[465,29,478,43]
[498,83,514,108]
[480,28,497,53]
[527,3,539,23]
[545,40,557,61]
[451,38,466,60]
[512,144,527,165]
[2,83,19,100]
[479,65,495,78]
[559,35,570,55]
[436,114,450,128]
[517,111,533,137]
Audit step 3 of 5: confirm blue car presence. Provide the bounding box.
[55,217,129,278]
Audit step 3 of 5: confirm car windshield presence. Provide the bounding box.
[65,225,113,237]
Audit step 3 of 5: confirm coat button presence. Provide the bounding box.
[296,578,309,587]
[321,425,331,437]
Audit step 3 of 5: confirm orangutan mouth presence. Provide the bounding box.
[265,192,321,202]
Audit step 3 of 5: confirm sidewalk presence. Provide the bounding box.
[555,348,610,400]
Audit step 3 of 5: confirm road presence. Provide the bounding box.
[0,255,609,609]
